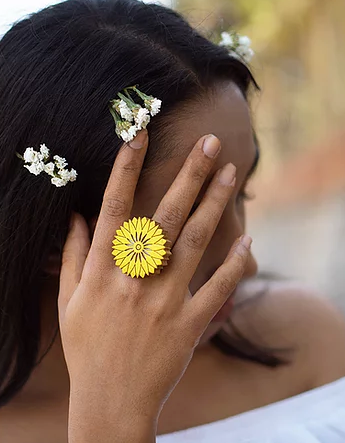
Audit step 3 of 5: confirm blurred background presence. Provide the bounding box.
[1,0,345,306]
[170,0,345,306]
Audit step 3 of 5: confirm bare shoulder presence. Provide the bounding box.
[230,278,345,387]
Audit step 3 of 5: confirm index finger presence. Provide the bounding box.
[89,130,149,269]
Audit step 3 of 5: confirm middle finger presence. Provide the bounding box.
[153,134,221,245]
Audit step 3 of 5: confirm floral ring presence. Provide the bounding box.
[112,217,171,278]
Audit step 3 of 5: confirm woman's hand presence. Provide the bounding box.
[58,130,252,442]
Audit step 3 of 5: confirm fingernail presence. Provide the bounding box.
[218,163,236,186]
[240,235,252,249]
[202,135,221,158]
[129,129,148,149]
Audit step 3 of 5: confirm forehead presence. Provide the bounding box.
[137,82,255,203]
[187,82,255,173]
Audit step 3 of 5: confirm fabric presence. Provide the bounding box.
[157,376,345,443]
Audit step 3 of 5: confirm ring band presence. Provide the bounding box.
[112,217,171,278]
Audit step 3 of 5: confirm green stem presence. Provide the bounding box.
[117,92,135,109]
[108,105,121,123]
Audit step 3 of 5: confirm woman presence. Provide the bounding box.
[0,0,345,442]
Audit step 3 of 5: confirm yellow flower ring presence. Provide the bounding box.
[112,217,171,278]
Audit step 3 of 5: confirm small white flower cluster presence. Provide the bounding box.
[219,32,254,64]
[19,144,77,187]
[109,86,162,143]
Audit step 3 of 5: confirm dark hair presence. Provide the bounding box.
[0,0,273,407]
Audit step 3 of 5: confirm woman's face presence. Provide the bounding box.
[133,82,258,344]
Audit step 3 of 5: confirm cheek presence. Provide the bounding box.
[189,204,244,293]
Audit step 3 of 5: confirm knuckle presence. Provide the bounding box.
[159,204,185,230]
[183,225,208,250]
[215,277,234,296]
[190,162,209,182]
[121,161,141,175]
[103,196,129,220]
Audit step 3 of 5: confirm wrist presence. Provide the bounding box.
[68,389,158,443]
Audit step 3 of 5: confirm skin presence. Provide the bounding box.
[1,82,345,442]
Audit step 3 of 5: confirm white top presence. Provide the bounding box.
[157,376,345,443]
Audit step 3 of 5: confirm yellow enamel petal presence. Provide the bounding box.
[148,225,159,237]
[152,257,162,266]
[141,257,149,275]
[147,244,166,251]
[148,234,165,244]
[115,229,127,239]
[130,266,137,278]
[115,237,130,246]
[116,258,124,267]
[120,225,132,240]
[147,250,165,260]
[112,247,124,257]
[112,249,125,258]
[145,254,157,269]
[141,218,150,237]
[114,250,132,260]
[136,217,142,238]
[128,220,137,240]
[148,220,156,231]
[135,258,141,278]
[128,256,137,276]
[122,263,129,275]
[131,217,138,228]
[140,268,146,278]
[154,238,167,246]
[116,250,134,259]
[148,264,155,274]
[113,244,131,252]
[120,252,135,269]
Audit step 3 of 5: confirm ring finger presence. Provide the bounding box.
[167,162,236,286]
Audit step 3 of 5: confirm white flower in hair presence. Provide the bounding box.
[51,177,68,187]
[117,100,133,121]
[219,31,254,64]
[69,169,78,181]
[24,162,44,176]
[17,144,77,187]
[43,162,55,176]
[23,147,36,163]
[239,35,251,47]
[109,86,162,143]
[134,107,150,129]
[53,155,68,170]
[237,46,254,63]
[219,32,234,47]
[120,125,138,143]
[40,143,50,160]
[147,98,162,116]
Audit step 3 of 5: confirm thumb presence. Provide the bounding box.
[58,212,90,320]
